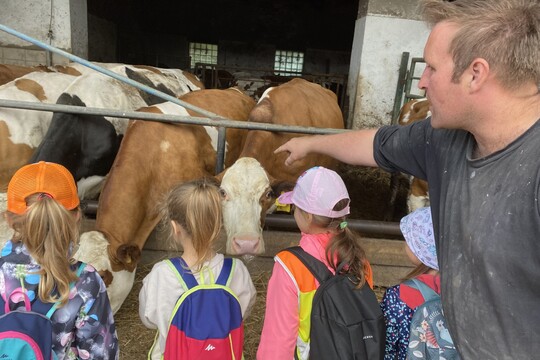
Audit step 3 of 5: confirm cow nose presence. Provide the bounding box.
[232,234,262,255]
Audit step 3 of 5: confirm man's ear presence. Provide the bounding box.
[468,58,490,92]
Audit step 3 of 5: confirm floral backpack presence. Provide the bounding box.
[405,278,461,360]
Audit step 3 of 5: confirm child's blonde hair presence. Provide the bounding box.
[8,195,80,306]
[161,178,223,271]
[303,198,369,288]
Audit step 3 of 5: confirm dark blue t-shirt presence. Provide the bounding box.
[374,118,540,359]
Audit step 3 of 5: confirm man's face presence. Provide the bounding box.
[418,22,471,129]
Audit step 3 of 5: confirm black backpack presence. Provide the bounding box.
[285,246,385,360]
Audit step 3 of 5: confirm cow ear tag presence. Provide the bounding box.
[275,196,291,213]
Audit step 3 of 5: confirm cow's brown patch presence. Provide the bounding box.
[52,65,82,76]
[182,71,205,89]
[98,270,114,286]
[0,64,48,86]
[0,121,34,189]
[15,78,47,101]
[132,65,161,74]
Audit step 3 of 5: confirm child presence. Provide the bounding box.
[257,166,374,360]
[139,178,256,360]
[380,207,439,360]
[2,161,119,359]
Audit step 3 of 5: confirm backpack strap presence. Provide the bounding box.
[167,257,198,290]
[215,257,234,286]
[404,278,439,303]
[285,246,333,284]
[166,257,234,289]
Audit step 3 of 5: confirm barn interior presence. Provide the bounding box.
[86,0,358,117]
[87,0,358,68]
[2,0,418,359]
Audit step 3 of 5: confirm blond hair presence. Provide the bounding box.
[306,199,370,288]
[421,0,540,90]
[161,178,223,271]
[8,194,80,305]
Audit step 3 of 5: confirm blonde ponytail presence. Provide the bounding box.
[11,194,80,305]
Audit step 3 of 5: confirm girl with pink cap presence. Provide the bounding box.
[257,166,374,360]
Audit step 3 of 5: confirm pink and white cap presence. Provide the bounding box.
[278,166,350,218]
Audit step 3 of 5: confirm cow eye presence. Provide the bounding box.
[219,188,228,199]
[265,189,274,199]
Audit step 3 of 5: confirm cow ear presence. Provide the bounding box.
[214,171,225,185]
[271,179,295,198]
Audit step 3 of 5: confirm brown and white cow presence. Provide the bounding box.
[75,88,255,313]
[218,78,345,255]
[397,98,431,212]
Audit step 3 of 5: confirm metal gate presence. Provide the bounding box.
[193,63,348,114]
[391,52,426,124]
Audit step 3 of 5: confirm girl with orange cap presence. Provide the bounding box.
[2,161,119,359]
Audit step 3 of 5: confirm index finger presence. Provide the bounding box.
[274,144,288,154]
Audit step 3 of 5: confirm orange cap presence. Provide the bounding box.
[7,161,79,214]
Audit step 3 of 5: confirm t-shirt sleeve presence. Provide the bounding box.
[138,261,185,332]
[373,119,433,180]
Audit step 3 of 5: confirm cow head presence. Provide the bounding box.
[218,157,293,256]
[75,231,138,314]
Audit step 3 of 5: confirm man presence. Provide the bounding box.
[275,0,540,358]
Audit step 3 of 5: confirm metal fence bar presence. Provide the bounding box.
[80,201,403,238]
[0,99,348,135]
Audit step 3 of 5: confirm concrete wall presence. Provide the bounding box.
[0,0,87,65]
[348,0,429,128]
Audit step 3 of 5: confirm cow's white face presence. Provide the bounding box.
[220,157,274,255]
[75,231,136,314]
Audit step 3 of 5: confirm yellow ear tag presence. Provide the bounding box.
[275,198,291,213]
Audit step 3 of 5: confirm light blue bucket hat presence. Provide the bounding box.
[400,207,438,270]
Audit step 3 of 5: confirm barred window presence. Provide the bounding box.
[274,50,304,75]
[189,43,218,68]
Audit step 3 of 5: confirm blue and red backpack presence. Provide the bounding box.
[159,257,244,360]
